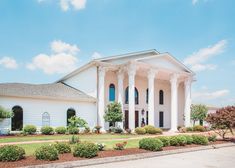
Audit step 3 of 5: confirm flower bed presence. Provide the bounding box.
[0,140,229,168]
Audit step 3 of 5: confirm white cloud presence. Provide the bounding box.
[27,40,79,75]
[0,57,18,69]
[59,0,86,11]
[91,52,102,59]
[51,40,80,54]
[193,89,230,100]
[184,40,227,72]
[192,0,198,5]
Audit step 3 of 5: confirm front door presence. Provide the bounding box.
[135,111,139,128]
[124,110,129,129]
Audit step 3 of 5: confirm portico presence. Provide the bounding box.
[97,56,193,132]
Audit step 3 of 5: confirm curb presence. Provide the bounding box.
[23,143,235,168]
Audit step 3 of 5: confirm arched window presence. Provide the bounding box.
[146,89,149,104]
[125,87,139,105]
[159,90,164,105]
[12,105,23,131]
[109,84,115,101]
[67,108,76,126]
[42,112,50,126]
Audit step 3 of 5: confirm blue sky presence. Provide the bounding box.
[0,0,234,107]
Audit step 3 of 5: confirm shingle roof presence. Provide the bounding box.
[0,82,96,102]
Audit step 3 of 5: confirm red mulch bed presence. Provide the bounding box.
[0,141,230,168]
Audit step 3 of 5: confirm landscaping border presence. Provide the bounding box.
[24,142,235,168]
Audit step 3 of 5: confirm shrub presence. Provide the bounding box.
[53,142,71,154]
[35,145,58,161]
[179,127,187,133]
[182,135,193,144]
[139,138,163,151]
[95,143,105,151]
[135,127,146,135]
[157,136,170,147]
[69,135,80,144]
[125,129,131,134]
[23,125,37,135]
[73,142,98,158]
[94,125,102,134]
[186,127,193,132]
[41,126,54,135]
[207,134,217,142]
[144,125,162,134]
[192,135,209,145]
[114,127,123,134]
[68,127,79,134]
[0,145,25,161]
[193,125,205,132]
[113,141,127,150]
[84,126,90,134]
[169,136,187,146]
[55,127,67,134]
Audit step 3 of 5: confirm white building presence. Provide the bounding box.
[0,50,195,133]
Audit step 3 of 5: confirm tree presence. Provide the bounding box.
[68,116,87,128]
[104,102,123,127]
[206,106,235,139]
[0,106,13,119]
[191,104,208,126]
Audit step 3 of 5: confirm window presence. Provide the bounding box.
[12,105,23,131]
[67,108,76,126]
[146,89,149,104]
[125,87,139,104]
[109,84,115,101]
[159,90,164,105]
[42,112,50,126]
[159,111,164,127]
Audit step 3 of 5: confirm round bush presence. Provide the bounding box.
[55,127,67,134]
[68,127,79,134]
[53,142,71,154]
[192,135,208,145]
[35,145,58,161]
[186,127,193,132]
[135,127,146,134]
[193,125,205,132]
[143,125,162,134]
[183,135,193,144]
[0,145,25,162]
[169,136,187,146]
[73,142,98,158]
[41,126,54,135]
[157,136,170,147]
[139,138,163,151]
[23,125,37,135]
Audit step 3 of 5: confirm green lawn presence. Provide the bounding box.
[0,133,142,143]
[16,139,140,156]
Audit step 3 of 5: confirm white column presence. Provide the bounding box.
[170,74,179,132]
[148,69,157,126]
[117,70,124,128]
[98,66,106,132]
[128,64,136,130]
[184,77,192,127]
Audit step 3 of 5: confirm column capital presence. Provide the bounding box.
[98,66,106,77]
[148,69,158,79]
[117,69,124,79]
[128,64,136,77]
[170,73,180,84]
[184,77,193,86]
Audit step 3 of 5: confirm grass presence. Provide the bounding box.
[0,133,141,143]
[16,139,140,156]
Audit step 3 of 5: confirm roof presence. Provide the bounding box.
[0,82,96,102]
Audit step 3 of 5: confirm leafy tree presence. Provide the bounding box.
[206,106,235,139]
[0,106,13,119]
[68,116,87,128]
[191,104,208,126]
[104,102,123,127]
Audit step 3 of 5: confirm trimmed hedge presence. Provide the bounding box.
[182,135,193,144]
[139,138,163,151]
[23,125,37,135]
[156,136,170,147]
[41,126,54,135]
[0,145,25,162]
[73,142,98,158]
[143,125,162,134]
[53,142,71,154]
[186,127,193,132]
[35,145,58,161]
[55,127,67,134]
[135,127,146,135]
[192,135,208,145]
[169,136,187,146]
[193,125,205,132]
